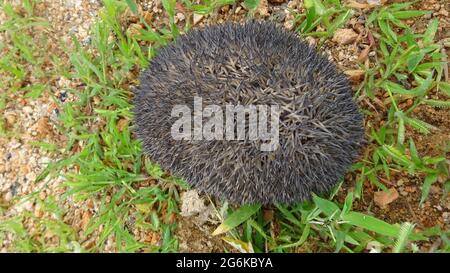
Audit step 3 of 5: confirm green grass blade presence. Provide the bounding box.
[420,173,438,205]
[393,222,414,253]
[212,204,261,236]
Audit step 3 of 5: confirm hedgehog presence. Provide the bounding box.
[133,21,365,205]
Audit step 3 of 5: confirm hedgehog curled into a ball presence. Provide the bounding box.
[133,21,365,205]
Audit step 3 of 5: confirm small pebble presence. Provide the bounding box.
[23,106,33,114]
[176,13,185,22]
[58,91,68,102]
[4,192,13,202]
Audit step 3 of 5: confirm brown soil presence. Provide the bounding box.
[175,217,232,253]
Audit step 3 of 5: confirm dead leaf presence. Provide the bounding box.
[126,23,143,37]
[36,117,51,137]
[367,31,376,47]
[332,28,359,45]
[80,211,92,231]
[345,0,369,9]
[175,2,186,12]
[358,45,371,62]
[344,69,365,83]
[143,11,153,25]
[144,232,161,245]
[374,188,399,209]
[117,118,128,131]
[222,237,254,253]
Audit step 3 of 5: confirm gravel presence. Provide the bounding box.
[0,0,101,251]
